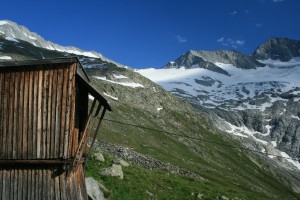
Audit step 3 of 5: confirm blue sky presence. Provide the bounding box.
[1,0,300,68]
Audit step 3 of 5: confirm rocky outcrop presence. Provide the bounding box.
[91,141,204,180]
[252,37,300,61]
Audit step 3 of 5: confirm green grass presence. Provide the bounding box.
[86,155,268,200]
[89,102,300,200]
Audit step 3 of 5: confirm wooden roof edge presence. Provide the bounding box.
[0,57,80,67]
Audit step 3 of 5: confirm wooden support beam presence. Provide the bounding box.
[0,159,74,165]
[68,99,97,174]
[88,108,106,155]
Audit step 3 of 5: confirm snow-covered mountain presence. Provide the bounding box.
[0,20,124,67]
[138,38,300,171]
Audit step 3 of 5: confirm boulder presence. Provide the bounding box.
[85,177,106,200]
[113,158,130,167]
[94,152,105,162]
[100,164,124,179]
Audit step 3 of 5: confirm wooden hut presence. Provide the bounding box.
[0,57,111,200]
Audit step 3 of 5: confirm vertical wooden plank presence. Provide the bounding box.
[0,169,2,200]
[23,70,29,159]
[60,66,68,158]
[50,167,55,200]
[64,64,74,158]
[47,68,53,159]
[13,72,20,159]
[8,71,15,159]
[43,169,49,200]
[2,169,7,200]
[22,169,28,200]
[27,169,31,200]
[13,169,17,200]
[55,66,63,158]
[59,172,67,200]
[78,165,88,200]
[7,169,12,200]
[68,64,76,158]
[32,169,36,200]
[28,70,34,159]
[18,71,24,159]
[0,72,3,159]
[51,67,58,158]
[36,170,39,200]
[33,68,38,159]
[3,72,9,159]
[18,169,22,200]
[37,67,43,158]
[43,68,49,159]
[54,172,61,200]
[72,173,79,200]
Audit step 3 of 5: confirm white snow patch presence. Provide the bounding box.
[113,74,128,79]
[224,121,268,144]
[0,56,12,60]
[28,36,37,40]
[63,49,98,58]
[103,92,118,100]
[291,115,300,120]
[5,37,19,43]
[280,152,300,171]
[271,141,277,147]
[93,76,145,88]
[291,90,300,95]
[265,125,274,136]
[0,21,9,26]
[152,87,157,92]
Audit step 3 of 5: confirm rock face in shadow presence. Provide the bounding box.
[252,37,300,61]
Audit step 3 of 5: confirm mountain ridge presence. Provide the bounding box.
[0,19,126,67]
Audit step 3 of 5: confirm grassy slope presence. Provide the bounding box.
[85,67,300,199]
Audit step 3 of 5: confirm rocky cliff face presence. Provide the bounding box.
[252,37,300,61]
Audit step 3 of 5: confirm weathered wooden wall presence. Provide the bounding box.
[0,63,80,159]
[0,165,87,200]
[0,60,89,200]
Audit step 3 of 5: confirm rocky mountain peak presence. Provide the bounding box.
[163,49,264,76]
[252,37,300,61]
[0,20,102,58]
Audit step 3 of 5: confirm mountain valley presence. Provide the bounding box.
[1,20,300,199]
